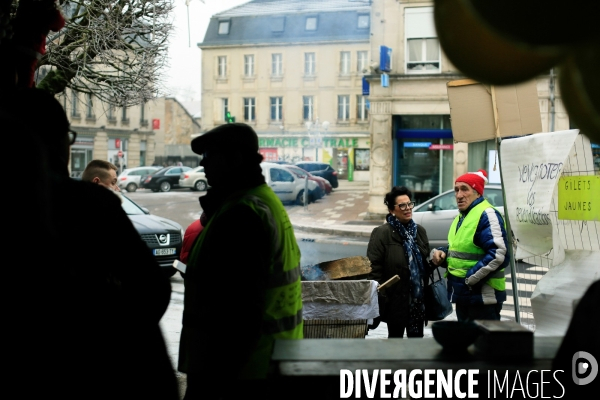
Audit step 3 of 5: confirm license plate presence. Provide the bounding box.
[153,248,176,256]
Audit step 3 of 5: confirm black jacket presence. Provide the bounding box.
[367,223,430,323]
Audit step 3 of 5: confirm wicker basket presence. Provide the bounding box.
[303,319,368,338]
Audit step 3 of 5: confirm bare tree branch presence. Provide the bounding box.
[28,0,175,106]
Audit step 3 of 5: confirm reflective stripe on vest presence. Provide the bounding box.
[447,199,505,291]
[189,184,303,379]
[447,250,485,262]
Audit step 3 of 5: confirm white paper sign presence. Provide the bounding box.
[500,130,579,259]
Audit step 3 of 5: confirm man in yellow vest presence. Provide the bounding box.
[178,123,303,399]
[431,169,508,321]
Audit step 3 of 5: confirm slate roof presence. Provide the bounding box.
[199,0,371,47]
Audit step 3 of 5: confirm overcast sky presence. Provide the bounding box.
[163,0,249,109]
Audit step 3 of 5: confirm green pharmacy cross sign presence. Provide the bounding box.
[226,111,235,123]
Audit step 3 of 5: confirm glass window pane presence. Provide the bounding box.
[437,192,458,210]
[358,15,369,29]
[407,39,422,62]
[218,21,229,34]
[280,169,293,182]
[425,38,439,61]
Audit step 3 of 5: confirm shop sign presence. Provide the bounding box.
[259,148,278,162]
[258,137,359,148]
[429,144,454,150]
[404,142,432,148]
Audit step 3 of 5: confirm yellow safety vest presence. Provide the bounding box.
[447,199,505,291]
[187,184,303,379]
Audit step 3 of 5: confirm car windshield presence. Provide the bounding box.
[120,195,146,215]
[285,167,307,178]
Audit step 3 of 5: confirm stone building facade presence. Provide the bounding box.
[364,0,569,216]
[64,93,201,177]
[199,0,372,181]
[197,0,573,216]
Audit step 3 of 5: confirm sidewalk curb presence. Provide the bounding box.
[292,224,374,238]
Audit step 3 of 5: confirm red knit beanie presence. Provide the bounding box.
[455,169,488,195]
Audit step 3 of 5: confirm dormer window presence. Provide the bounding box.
[358,14,369,29]
[305,17,317,31]
[218,20,230,35]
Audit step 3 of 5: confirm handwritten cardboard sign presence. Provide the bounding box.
[500,130,579,259]
[558,176,600,221]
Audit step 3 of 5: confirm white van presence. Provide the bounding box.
[260,162,319,205]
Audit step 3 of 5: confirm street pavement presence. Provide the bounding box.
[287,179,381,238]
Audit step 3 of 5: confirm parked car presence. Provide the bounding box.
[117,166,161,192]
[140,166,192,192]
[121,193,183,277]
[281,164,327,199]
[179,166,209,191]
[260,162,319,205]
[319,177,333,195]
[294,161,339,189]
[267,160,292,165]
[411,185,504,250]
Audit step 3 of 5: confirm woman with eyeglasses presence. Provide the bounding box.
[367,186,432,338]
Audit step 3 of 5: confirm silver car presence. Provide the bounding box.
[117,166,161,192]
[261,162,319,205]
[412,185,504,249]
[179,166,209,191]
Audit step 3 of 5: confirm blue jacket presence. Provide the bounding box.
[438,197,509,305]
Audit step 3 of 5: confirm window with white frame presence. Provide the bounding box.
[357,51,368,72]
[244,55,254,77]
[244,98,256,121]
[357,95,368,122]
[222,98,229,121]
[303,96,314,121]
[405,7,440,73]
[305,16,317,31]
[270,97,283,121]
[86,93,94,118]
[304,52,315,76]
[338,95,350,121]
[218,56,227,78]
[121,106,128,122]
[218,20,230,35]
[272,53,282,76]
[340,51,351,75]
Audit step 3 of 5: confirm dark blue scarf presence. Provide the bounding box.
[386,214,426,334]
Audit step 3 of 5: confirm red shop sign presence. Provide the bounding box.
[429,144,454,150]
